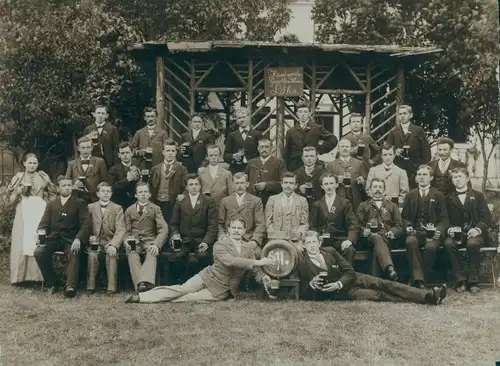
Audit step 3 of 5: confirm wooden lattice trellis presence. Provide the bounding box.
[132,42,440,157]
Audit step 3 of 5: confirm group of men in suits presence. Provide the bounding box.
[33,101,492,300]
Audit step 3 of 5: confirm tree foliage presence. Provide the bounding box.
[104,0,292,41]
[312,0,499,142]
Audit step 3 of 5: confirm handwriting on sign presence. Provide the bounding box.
[269,249,289,266]
[264,67,304,97]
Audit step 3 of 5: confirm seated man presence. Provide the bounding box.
[199,144,234,208]
[218,173,265,253]
[34,176,90,297]
[124,182,169,292]
[265,172,309,241]
[366,143,409,206]
[326,138,367,211]
[86,182,126,295]
[402,165,448,288]
[169,173,218,283]
[444,167,492,293]
[296,231,447,305]
[126,217,274,303]
[310,172,358,264]
[66,136,108,203]
[294,146,325,211]
[245,137,286,207]
[357,178,402,281]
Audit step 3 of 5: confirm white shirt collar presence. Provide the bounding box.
[281,193,294,204]
[164,160,175,168]
[147,124,156,130]
[137,201,148,207]
[96,122,105,128]
[456,188,467,194]
[340,156,351,162]
[383,164,393,170]
[99,200,110,206]
[192,129,201,138]
[189,193,200,207]
[439,157,452,170]
[325,194,336,209]
[235,192,246,205]
[260,155,272,165]
[60,195,71,205]
[304,165,315,175]
[239,126,250,133]
[122,162,131,167]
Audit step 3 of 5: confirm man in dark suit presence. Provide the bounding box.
[178,114,215,173]
[66,136,108,203]
[34,176,90,297]
[387,105,431,188]
[310,172,358,264]
[344,113,380,165]
[402,165,449,288]
[245,137,286,207]
[326,138,368,211]
[444,167,492,294]
[108,142,139,210]
[218,173,266,252]
[295,146,325,211]
[429,137,467,196]
[223,108,261,174]
[168,173,218,283]
[130,107,170,169]
[126,217,273,303]
[357,179,403,281]
[284,101,338,172]
[124,182,169,292]
[296,231,447,305]
[83,105,119,168]
[150,139,188,222]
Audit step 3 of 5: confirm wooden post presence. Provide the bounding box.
[339,94,344,137]
[248,58,253,120]
[190,60,196,115]
[156,55,165,130]
[276,97,285,158]
[364,63,371,134]
[396,62,405,127]
[310,59,316,114]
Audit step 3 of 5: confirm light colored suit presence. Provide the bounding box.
[130,126,169,168]
[124,201,169,289]
[265,193,309,240]
[199,165,234,208]
[366,164,409,204]
[138,237,264,303]
[218,193,265,246]
[86,201,126,292]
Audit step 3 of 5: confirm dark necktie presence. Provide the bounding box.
[81,159,90,165]
[101,204,108,209]
[241,129,249,140]
[138,205,145,216]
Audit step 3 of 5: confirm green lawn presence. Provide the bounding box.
[1,284,500,365]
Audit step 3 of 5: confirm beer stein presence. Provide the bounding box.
[453,228,464,245]
[172,237,182,252]
[402,145,410,160]
[368,219,380,233]
[304,182,314,200]
[181,143,191,158]
[141,169,150,182]
[37,229,47,246]
[144,147,153,162]
[126,237,137,252]
[357,143,365,158]
[22,182,32,197]
[425,223,436,240]
[318,271,329,288]
[236,148,245,164]
[89,235,99,251]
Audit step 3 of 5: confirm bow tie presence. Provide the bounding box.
[383,166,392,171]
[100,204,108,209]
[96,124,105,129]
[81,159,90,165]
[457,191,467,195]
[240,128,250,133]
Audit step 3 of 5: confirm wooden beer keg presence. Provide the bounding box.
[261,239,302,278]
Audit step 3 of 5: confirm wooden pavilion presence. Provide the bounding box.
[129,41,441,157]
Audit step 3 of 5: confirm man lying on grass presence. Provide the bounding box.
[125,217,274,303]
[297,231,447,305]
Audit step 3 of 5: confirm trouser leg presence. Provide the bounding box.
[65,245,80,289]
[370,235,393,270]
[443,237,466,282]
[423,239,440,283]
[87,251,100,291]
[127,251,142,290]
[406,235,424,282]
[139,251,157,285]
[467,236,483,284]
[138,274,206,303]
[106,253,118,292]
[34,240,60,287]
[171,289,219,302]
[350,273,429,304]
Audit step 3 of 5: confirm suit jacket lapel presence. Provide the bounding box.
[85,157,98,177]
[76,159,85,177]
[235,194,248,213]
[320,197,330,218]
[93,204,103,234]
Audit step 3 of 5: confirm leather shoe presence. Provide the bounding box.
[64,286,76,298]
[469,285,481,294]
[454,282,467,293]
[137,282,148,293]
[427,284,447,305]
[386,266,399,282]
[125,293,140,303]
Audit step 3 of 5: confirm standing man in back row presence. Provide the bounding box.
[224,108,261,174]
[284,101,338,172]
[387,105,431,188]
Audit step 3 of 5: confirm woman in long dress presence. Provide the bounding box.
[8,153,57,285]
